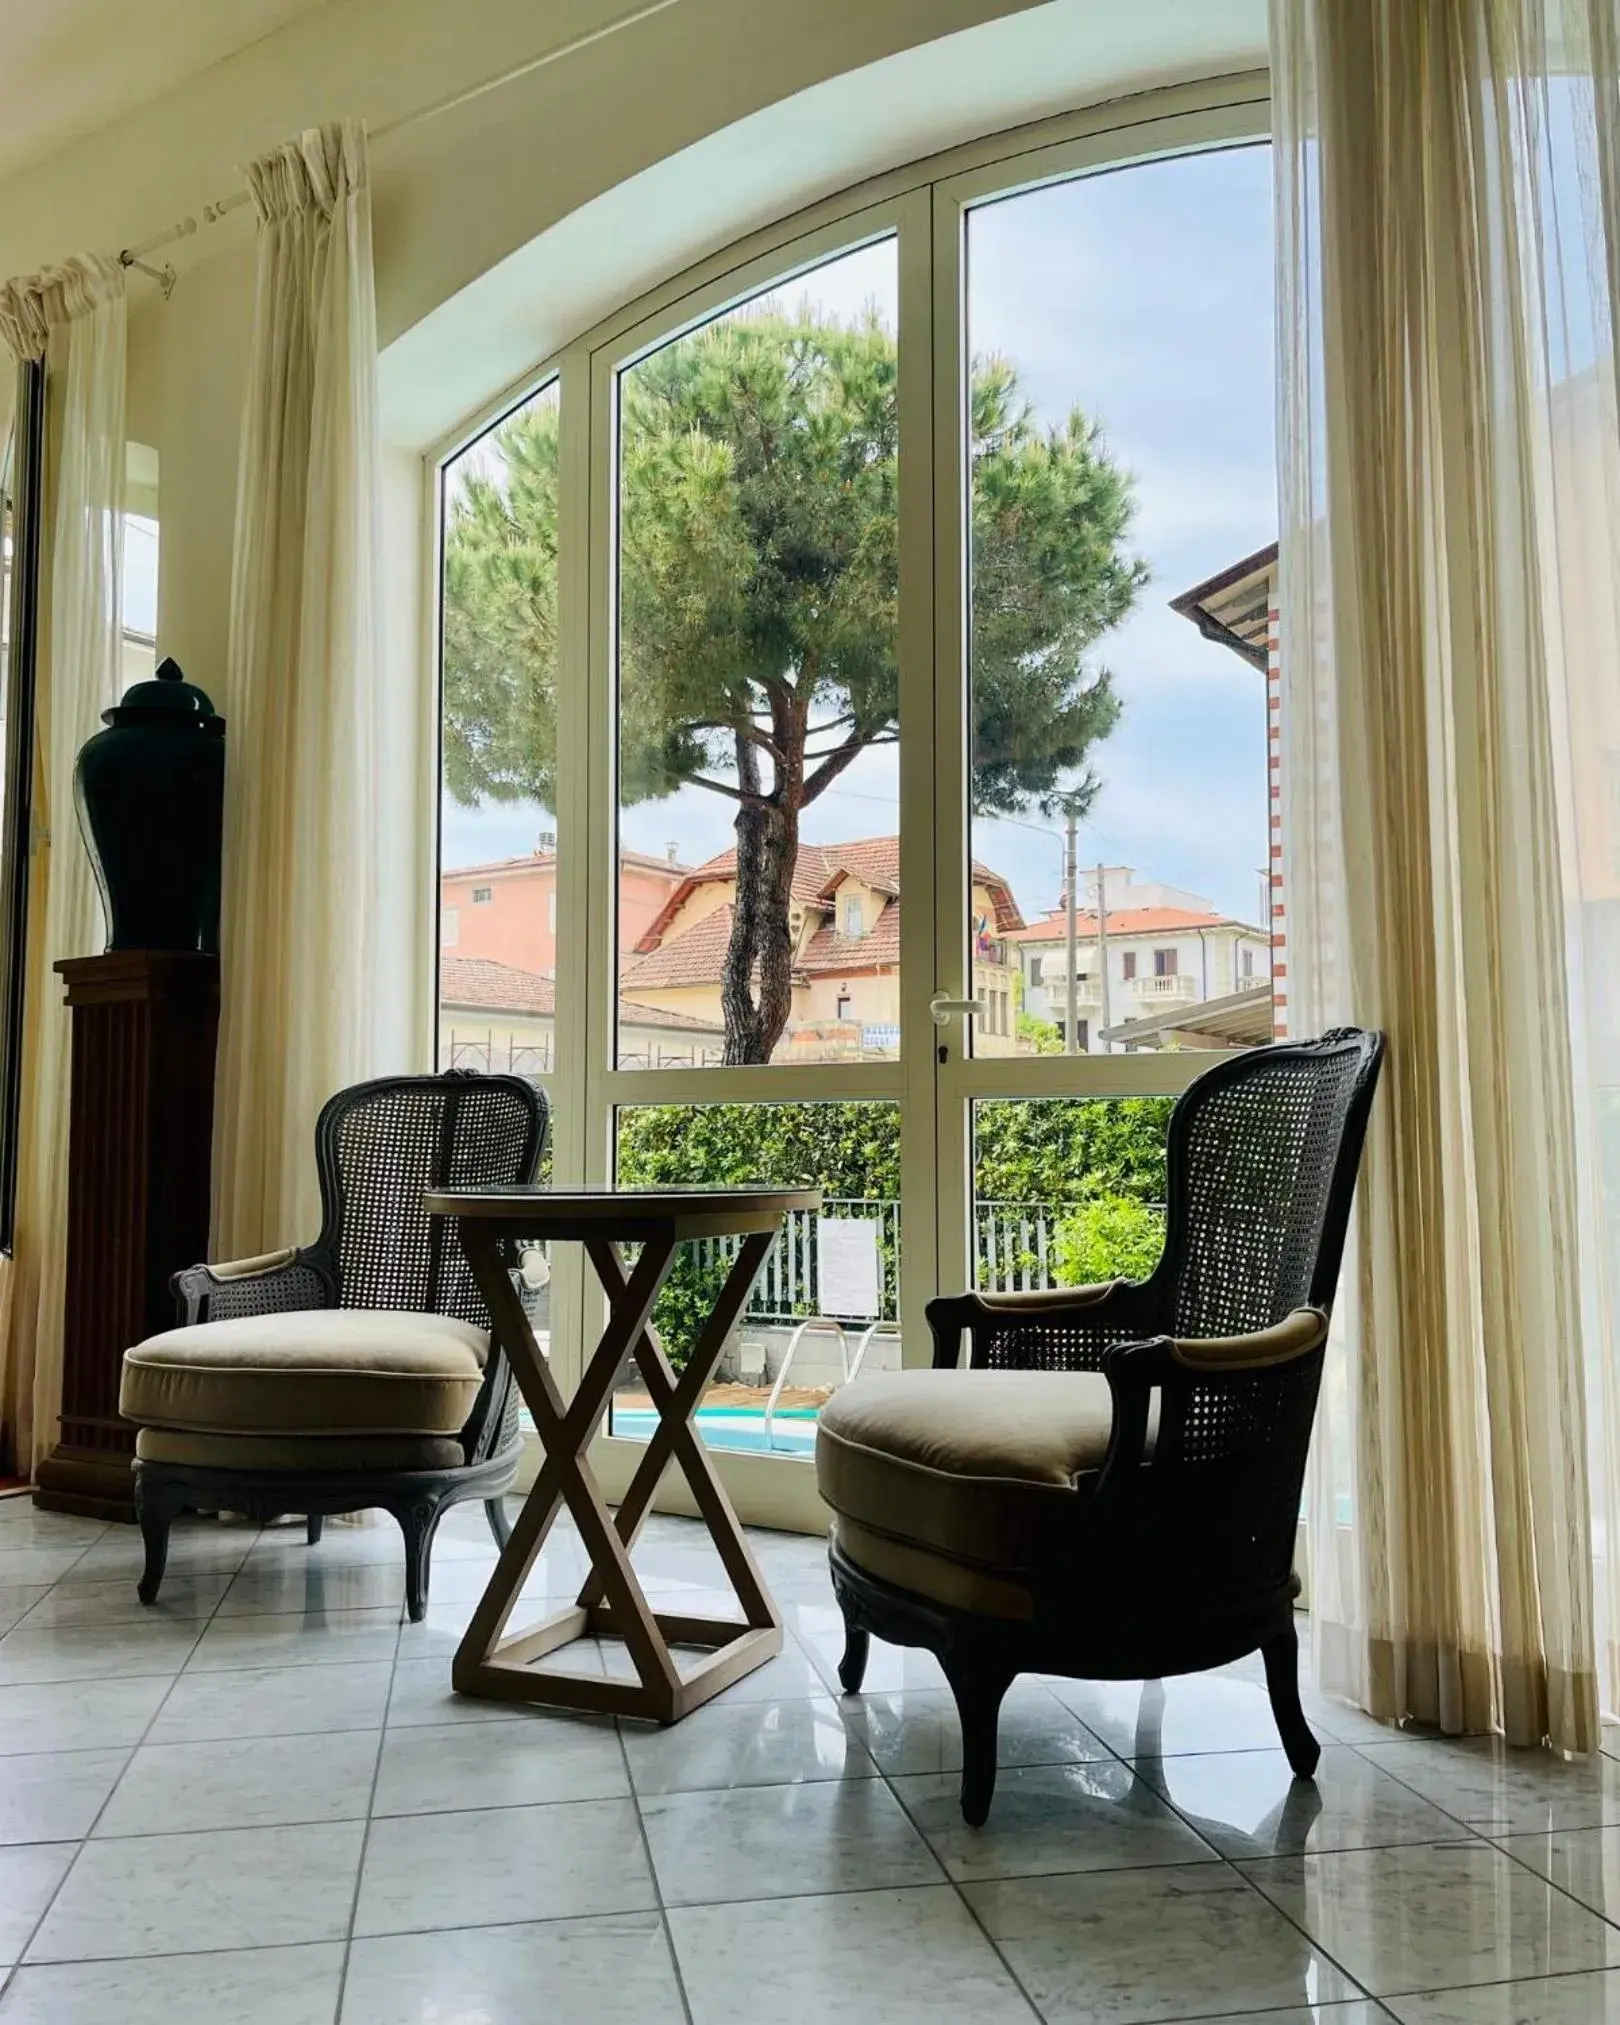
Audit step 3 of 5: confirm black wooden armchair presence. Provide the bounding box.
[816,1028,1383,1823]
[121,1071,547,1619]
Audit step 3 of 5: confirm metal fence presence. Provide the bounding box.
[690,1195,1080,1325]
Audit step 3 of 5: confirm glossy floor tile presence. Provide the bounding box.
[147,1657,394,1741]
[966,1862,1366,2024]
[670,1884,1035,2023]
[371,1711,628,1813]
[1239,1840,1620,1995]
[843,1683,1109,1778]
[0,1617,201,1684]
[353,1797,656,1934]
[640,1776,944,1906]
[7,1500,1620,2025]
[892,1760,1221,1883]
[1051,1672,1315,1759]
[0,1751,128,1846]
[621,1691,876,1795]
[183,1606,404,1671]
[0,1943,346,2024]
[1388,1973,1620,2021]
[1137,1744,1470,1857]
[0,1846,76,1968]
[0,1673,170,1755]
[93,1730,381,1838]
[1360,1734,1620,1835]
[342,1913,685,2025]
[26,1821,366,1962]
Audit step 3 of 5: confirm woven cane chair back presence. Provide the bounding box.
[308,1072,547,1328]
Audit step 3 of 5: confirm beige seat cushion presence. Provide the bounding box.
[816,1369,1128,1612]
[134,1428,467,1472]
[830,1516,1040,1622]
[121,1310,489,1439]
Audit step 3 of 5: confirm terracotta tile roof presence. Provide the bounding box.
[441,955,721,1032]
[622,896,907,990]
[684,837,904,905]
[636,834,1023,952]
[441,957,557,1014]
[621,908,741,991]
[443,845,689,881]
[1007,906,1247,943]
[799,903,901,973]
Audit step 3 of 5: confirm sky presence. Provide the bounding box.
[124,515,159,637]
[440,142,1277,931]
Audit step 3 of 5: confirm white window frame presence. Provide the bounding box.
[427,73,1271,1530]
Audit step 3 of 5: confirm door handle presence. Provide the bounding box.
[929,994,988,1026]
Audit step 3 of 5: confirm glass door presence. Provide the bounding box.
[433,87,1278,1534]
[931,134,1281,1304]
[584,196,939,1531]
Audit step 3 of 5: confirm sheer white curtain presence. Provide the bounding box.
[0,255,126,1473]
[213,121,390,1258]
[1275,0,1620,1753]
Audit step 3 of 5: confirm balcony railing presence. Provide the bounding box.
[1131,972,1197,1000]
[687,1195,1124,1326]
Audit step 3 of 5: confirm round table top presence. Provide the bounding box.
[425,1183,823,1224]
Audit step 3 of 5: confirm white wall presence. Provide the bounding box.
[2,0,1266,1076]
[3,0,1264,706]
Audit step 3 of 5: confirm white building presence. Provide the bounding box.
[1010,867,1271,1054]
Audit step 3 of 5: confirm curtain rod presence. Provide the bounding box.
[118,0,681,274]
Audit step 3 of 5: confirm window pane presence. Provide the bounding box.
[614,239,901,1068]
[967,147,1278,1058]
[972,1096,1172,1293]
[613,1101,901,1456]
[437,378,564,1081]
[122,511,159,690]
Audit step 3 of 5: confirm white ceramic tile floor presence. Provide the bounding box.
[7,1497,1620,2023]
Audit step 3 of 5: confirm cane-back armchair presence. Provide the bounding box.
[816,1028,1383,1823]
[122,1071,548,1619]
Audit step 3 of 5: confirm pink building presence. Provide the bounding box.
[440,835,689,970]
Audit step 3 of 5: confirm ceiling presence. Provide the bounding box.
[0,0,335,182]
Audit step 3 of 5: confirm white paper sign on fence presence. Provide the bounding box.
[818,1217,882,1319]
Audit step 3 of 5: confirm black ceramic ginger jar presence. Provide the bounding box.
[73,657,226,954]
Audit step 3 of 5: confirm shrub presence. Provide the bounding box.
[1052,1194,1166,1285]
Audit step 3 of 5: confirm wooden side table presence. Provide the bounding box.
[34,952,218,1521]
[427,1185,820,1723]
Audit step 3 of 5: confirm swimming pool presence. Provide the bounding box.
[609,1404,820,1457]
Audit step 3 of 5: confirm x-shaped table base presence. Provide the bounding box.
[442,1195,808,1724]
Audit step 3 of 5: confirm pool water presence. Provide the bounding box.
[609,1404,820,1457]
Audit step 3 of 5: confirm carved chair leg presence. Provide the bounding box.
[390,1497,445,1623]
[484,1496,512,1552]
[1262,1624,1321,1778]
[306,1514,325,1546]
[837,1622,870,1695]
[943,1656,1015,1827]
[134,1474,182,1606]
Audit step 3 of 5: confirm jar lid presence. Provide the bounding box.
[102,656,223,731]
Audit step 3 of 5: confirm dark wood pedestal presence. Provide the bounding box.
[33,952,219,1521]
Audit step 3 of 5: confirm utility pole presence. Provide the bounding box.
[1064,807,1079,1056]
[1096,861,1112,1053]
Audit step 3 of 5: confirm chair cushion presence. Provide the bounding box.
[135,1428,467,1472]
[815,1368,1122,1583]
[831,1516,1038,1622]
[121,1310,489,1438]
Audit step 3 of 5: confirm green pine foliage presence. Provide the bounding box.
[442,306,1147,1059]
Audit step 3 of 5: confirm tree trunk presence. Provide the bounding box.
[721,734,800,1065]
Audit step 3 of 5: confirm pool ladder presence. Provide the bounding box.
[760,1318,900,1450]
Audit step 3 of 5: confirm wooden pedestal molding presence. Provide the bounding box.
[33,952,219,1521]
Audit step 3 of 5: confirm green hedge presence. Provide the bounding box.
[613,1095,1171,1369]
